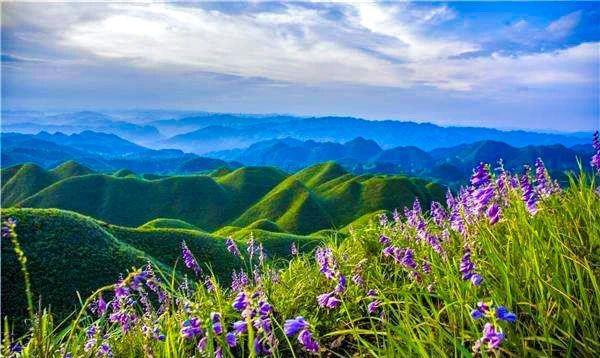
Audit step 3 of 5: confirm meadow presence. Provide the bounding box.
[2,133,600,357]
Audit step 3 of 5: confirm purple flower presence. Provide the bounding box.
[284,317,309,336]
[368,300,380,314]
[226,332,237,347]
[520,170,538,215]
[180,317,202,339]
[254,337,271,356]
[471,309,484,319]
[317,292,341,309]
[181,241,202,276]
[430,201,447,227]
[215,346,222,358]
[290,242,298,255]
[351,273,364,287]
[231,270,249,292]
[226,237,241,256]
[315,247,337,280]
[232,292,249,312]
[197,336,208,351]
[9,342,23,353]
[496,306,517,323]
[98,342,113,357]
[487,204,501,225]
[378,213,389,226]
[481,323,505,350]
[392,208,401,223]
[366,289,377,297]
[92,295,107,316]
[471,163,491,188]
[232,320,248,334]
[334,275,347,294]
[460,248,482,286]
[471,302,489,319]
[592,131,600,172]
[298,329,319,353]
[211,312,223,335]
[398,248,417,269]
[258,300,273,317]
[471,274,483,286]
[421,261,431,274]
[378,235,391,247]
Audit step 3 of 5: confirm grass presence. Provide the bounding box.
[2,162,599,357]
[4,161,443,235]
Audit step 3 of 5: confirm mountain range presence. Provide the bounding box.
[2,161,443,234]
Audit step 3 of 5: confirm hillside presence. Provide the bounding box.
[4,161,444,235]
[1,207,322,326]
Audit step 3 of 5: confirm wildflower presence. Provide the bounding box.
[471,163,491,187]
[180,317,202,339]
[471,274,483,286]
[258,243,266,265]
[471,302,489,320]
[231,270,249,292]
[460,248,482,285]
[226,332,237,347]
[379,235,391,246]
[298,329,319,353]
[247,234,258,257]
[254,337,271,355]
[430,201,447,227]
[9,342,23,353]
[421,261,431,274]
[351,273,364,287]
[284,317,309,336]
[84,338,97,352]
[290,242,298,255]
[392,208,401,223]
[487,204,501,225]
[481,323,505,350]
[226,237,241,256]
[590,130,600,172]
[317,292,341,309]
[232,292,249,312]
[398,248,417,269]
[368,300,380,314]
[378,213,388,226]
[98,342,113,357]
[211,312,223,335]
[334,275,347,294]
[181,241,202,275]
[92,295,107,316]
[366,289,377,297]
[315,247,337,280]
[215,346,223,358]
[233,320,248,334]
[496,306,517,323]
[520,169,538,215]
[197,336,208,351]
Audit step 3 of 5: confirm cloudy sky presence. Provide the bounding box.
[2,1,598,131]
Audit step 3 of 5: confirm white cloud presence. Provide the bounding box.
[5,2,598,94]
[546,10,582,39]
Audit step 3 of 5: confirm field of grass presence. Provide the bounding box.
[2,151,599,357]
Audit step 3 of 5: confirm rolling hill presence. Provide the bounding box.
[2,161,444,235]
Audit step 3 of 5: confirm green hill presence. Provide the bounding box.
[1,208,150,324]
[246,219,284,233]
[1,163,59,206]
[138,218,200,231]
[5,161,444,235]
[233,177,332,234]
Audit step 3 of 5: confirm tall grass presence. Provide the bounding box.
[2,170,599,357]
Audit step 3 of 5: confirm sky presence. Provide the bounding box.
[1,1,599,131]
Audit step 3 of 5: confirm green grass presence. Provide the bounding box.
[138,218,201,231]
[2,169,599,357]
[4,161,443,235]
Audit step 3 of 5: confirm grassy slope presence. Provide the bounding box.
[1,208,150,323]
[138,218,200,231]
[6,161,444,235]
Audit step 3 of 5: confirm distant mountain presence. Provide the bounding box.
[2,111,162,143]
[3,161,444,234]
[209,138,590,185]
[1,131,237,174]
[163,115,590,153]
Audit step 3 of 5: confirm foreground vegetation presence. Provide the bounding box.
[2,134,600,357]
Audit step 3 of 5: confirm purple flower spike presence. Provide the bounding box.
[471,274,483,286]
[211,312,223,335]
[284,317,309,336]
[232,291,249,312]
[496,306,517,323]
[225,237,241,256]
[334,275,347,294]
[379,235,391,247]
[317,292,341,309]
[592,131,600,172]
[298,329,320,353]
[290,242,298,255]
[232,320,248,334]
[471,163,491,188]
[486,204,501,225]
[430,201,447,227]
[520,170,538,215]
[368,300,380,314]
[180,317,202,339]
[181,241,202,276]
[226,332,237,347]
[482,323,505,349]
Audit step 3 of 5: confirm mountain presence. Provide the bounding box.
[209,138,590,186]
[1,131,238,174]
[3,161,444,235]
[164,115,589,153]
[1,111,162,143]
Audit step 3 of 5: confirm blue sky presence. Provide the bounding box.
[1,1,598,131]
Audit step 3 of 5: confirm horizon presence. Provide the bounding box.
[2,1,599,132]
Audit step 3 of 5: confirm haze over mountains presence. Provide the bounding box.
[1,110,592,185]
